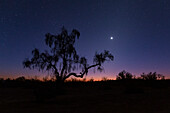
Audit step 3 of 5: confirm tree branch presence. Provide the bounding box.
[40,54,59,77]
[64,63,100,80]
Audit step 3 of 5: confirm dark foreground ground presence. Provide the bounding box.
[0,80,170,113]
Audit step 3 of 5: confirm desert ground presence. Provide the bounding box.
[0,80,170,113]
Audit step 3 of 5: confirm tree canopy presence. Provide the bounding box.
[23,27,113,81]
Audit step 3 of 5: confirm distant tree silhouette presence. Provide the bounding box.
[116,70,134,80]
[89,78,94,82]
[101,77,108,81]
[23,27,113,82]
[16,76,26,82]
[141,72,165,80]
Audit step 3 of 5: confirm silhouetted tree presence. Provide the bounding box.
[157,74,165,80]
[23,27,113,82]
[101,77,108,81]
[141,72,164,80]
[89,78,94,82]
[15,76,26,82]
[116,70,134,80]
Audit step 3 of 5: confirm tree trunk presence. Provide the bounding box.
[54,76,65,95]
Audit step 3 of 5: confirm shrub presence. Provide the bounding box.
[116,70,134,80]
[141,72,164,80]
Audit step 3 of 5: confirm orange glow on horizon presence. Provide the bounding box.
[0,74,116,81]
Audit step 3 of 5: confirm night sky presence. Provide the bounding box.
[0,0,170,79]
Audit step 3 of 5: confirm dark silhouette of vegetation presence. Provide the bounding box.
[15,76,26,82]
[140,72,165,80]
[0,70,166,102]
[116,70,134,80]
[116,70,165,81]
[115,71,166,94]
[101,77,108,81]
[23,27,113,82]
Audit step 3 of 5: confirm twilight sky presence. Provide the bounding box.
[0,0,170,79]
